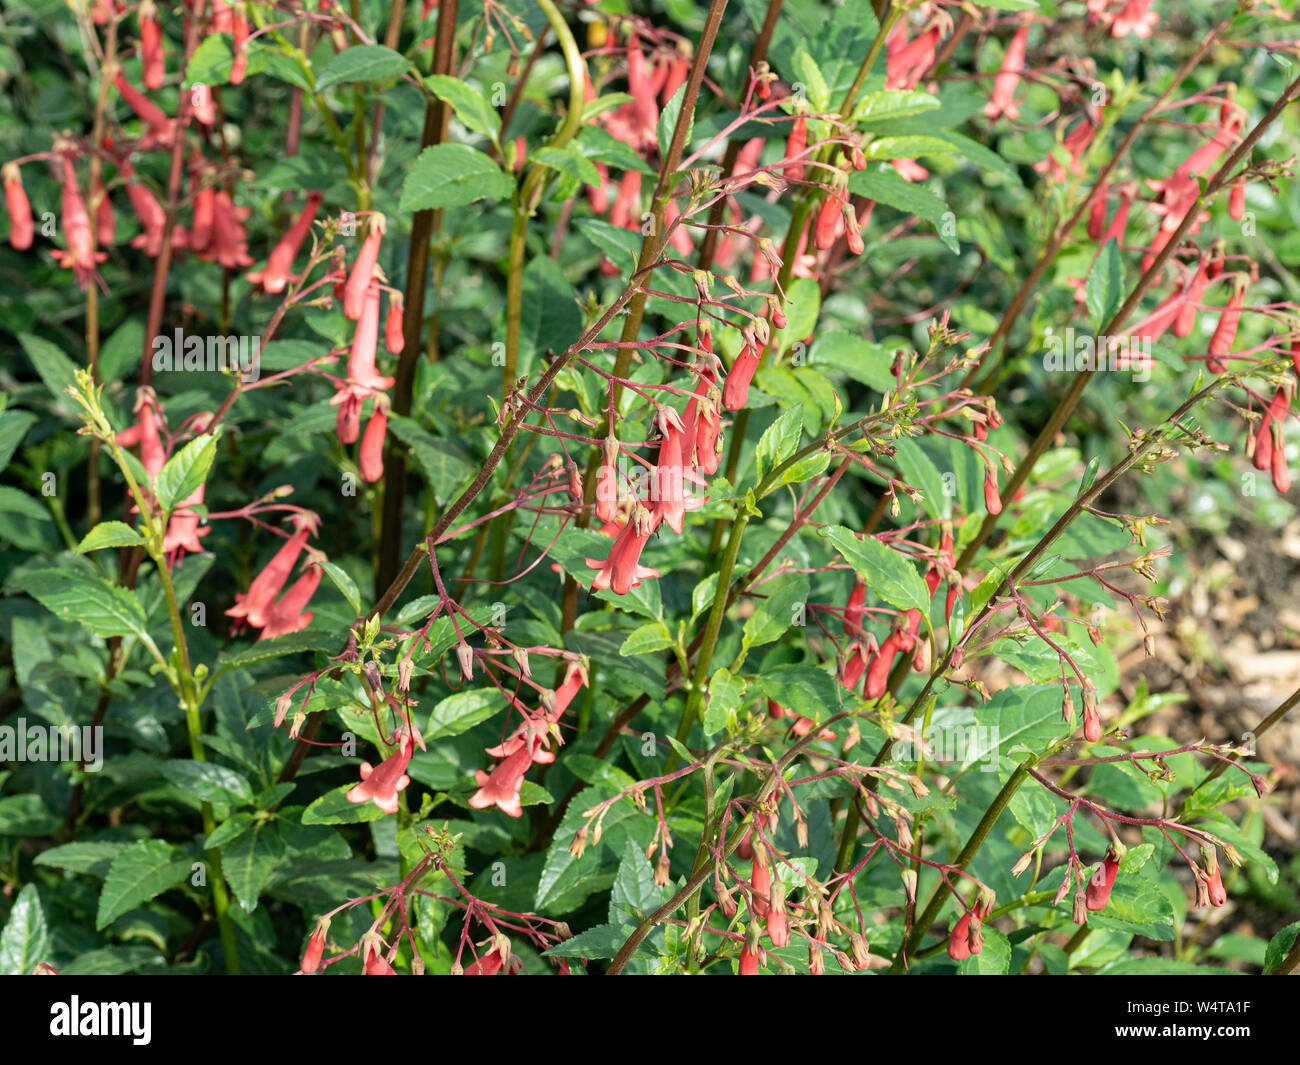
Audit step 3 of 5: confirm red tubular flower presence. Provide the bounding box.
[984,21,1029,121]
[190,83,216,126]
[1111,0,1160,39]
[738,942,761,975]
[813,189,843,251]
[52,156,107,288]
[385,293,404,355]
[1173,255,1215,338]
[300,919,329,974]
[648,412,706,535]
[164,483,210,558]
[1252,387,1287,473]
[886,25,940,91]
[1086,850,1121,911]
[93,177,114,247]
[117,389,167,481]
[189,176,214,253]
[722,343,760,411]
[343,281,396,393]
[1035,116,1095,183]
[225,519,313,630]
[750,852,770,918]
[468,743,534,818]
[246,190,321,293]
[586,508,662,596]
[197,189,253,268]
[784,115,807,183]
[139,2,165,90]
[1206,281,1245,374]
[1228,181,1246,221]
[1087,183,1108,241]
[844,578,866,637]
[947,899,992,961]
[463,947,504,975]
[346,731,414,815]
[839,642,869,691]
[865,631,901,699]
[594,438,621,525]
[335,389,362,445]
[113,71,175,147]
[123,164,187,257]
[1082,685,1101,742]
[608,169,642,232]
[843,199,864,255]
[259,562,321,640]
[359,398,388,484]
[230,4,250,85]
[687,377,722,475]
[363,942,396,975]
[983,464,1002,516]
[3,164,33,250]
[343,214,385,320]
[1205,866,1227,907]
[1273,436,1291,494]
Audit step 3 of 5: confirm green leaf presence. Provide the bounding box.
[957,925,1010,974]
[754,663,840,724]
[0,795,61,836]
[426,689,501,740]
[847,166,956,252]
[1086,873,1176,941]
[862,136,958,162]
[791,48,829,110]
[34,841,129,878]
[620,622,673,656]
[1264,920,1300,974]
[16,568,151,642]
[821,525,931,615]
[301,784,387,825]
[314,45,410,90]
[186,34,233,84]
[96,840,193,930]
[533,145,600,187]
[657,82,694,162]
[317,559,361,616]
[809,332,895,393]
[386,415,475,505]
[0,409,38,473]
[852,89,940,122]
[755,404,804,483]
[218,630,329,669]
[155,431,220,509]
[76,520,146,553]
[399,143,513,212]
[160,760,254,806]
[892,437,950,519]
[703,667,746,737]
[543,923,632,960]
[18,333,78,403]
[1086,238,1124,330]
[423,74,500,142]
[743,570,809,650]
[0,884,48,976]
[222,820,286,912]
[610,835,662,922]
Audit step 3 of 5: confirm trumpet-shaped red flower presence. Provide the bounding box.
[1110,0,1159,39]
[722,343,760,411]
[246,191,322,293]
[1086,850,1121,910]
[163,483,210,558]
[113,71,175,148]
[784,115,807,183]
[1035,116,1096,183]
[984,22,1029,121]
[1206,281,1245,374]
[258,562,321,640]
[346,730,414,815]
[52,156,107,288]
[122,164,187,257]
[586,507,661,595]
[4,164,33,250]
[647,412,707,535]
[139,2,165,90]
[300,919,329,974]
[886,24,941,91]
[947,898,992,961]
[196,189,253,268]
[385,293,404,355]
[225,517,315,630]
[359,398,387,484]
[344,214,385,320]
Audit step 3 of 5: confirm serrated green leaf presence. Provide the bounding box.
[822,525,931,616]
[155,431,220,510]
[399,143,513,212]
[315,45,409,90]
[96,840,193,930]
[76,520,145,553]
[0,884,48,976]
